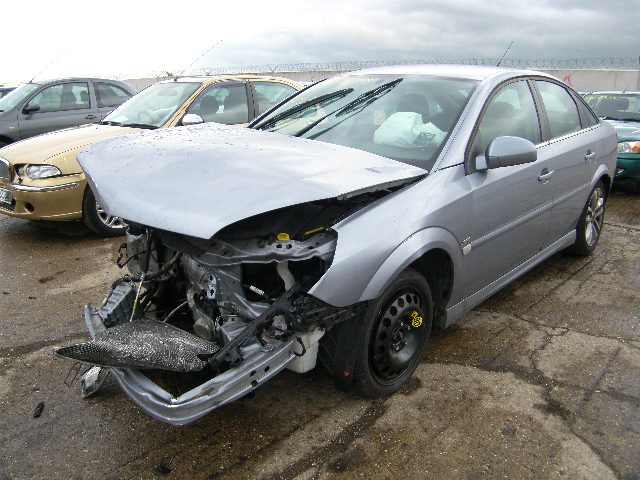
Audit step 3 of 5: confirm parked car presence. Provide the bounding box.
[0,76,300,235]
[0,78,135,147]
[583,91,640,191]
[56,65,616,425]
[0,86,16,98]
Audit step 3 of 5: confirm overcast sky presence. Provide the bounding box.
[2,0,636,84]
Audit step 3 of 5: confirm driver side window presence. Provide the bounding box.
[187,83,249,124]
[29,83,90,112]
[477,80,541,152]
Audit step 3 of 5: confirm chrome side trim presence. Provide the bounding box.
[11,181,79,192]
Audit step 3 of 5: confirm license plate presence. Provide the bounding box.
[0,187,13,205]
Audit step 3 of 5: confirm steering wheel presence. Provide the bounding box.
[138,109,159,124]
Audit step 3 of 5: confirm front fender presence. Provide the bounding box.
[358,227,463,304]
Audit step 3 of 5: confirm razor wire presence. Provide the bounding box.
[187,57,639,77]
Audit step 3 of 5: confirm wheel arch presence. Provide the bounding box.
[593,164,612,197]
[359,227,463,328]
[599,172,612,198]
[408,249,454,328]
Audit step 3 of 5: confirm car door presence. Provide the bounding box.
[93,81,134,121]
[184,81,251,126]
[532,80,600,246]
[463,78,555,296]
[17,81,94,139]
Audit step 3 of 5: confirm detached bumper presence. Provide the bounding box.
[83,305,296,426]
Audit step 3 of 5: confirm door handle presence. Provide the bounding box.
[85,114,98,120]
[585,150,596,162]
[538,168,554,183]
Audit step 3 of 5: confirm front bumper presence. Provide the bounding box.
[615,155,640,182]
[0,174,86,220]
[83,305,296,426]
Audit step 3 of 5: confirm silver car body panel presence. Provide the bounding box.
[78,123,427,239]
[69,66,617,424]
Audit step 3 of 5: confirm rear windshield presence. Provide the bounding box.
[584,93,640,122]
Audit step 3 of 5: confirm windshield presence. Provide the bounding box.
[102,82,200,128]
[0,83,40,112]
[251,74,478,168]
[584,93,640,122]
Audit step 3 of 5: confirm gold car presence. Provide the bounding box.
[0,76,300,235]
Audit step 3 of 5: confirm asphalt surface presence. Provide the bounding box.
[0,186,638,480]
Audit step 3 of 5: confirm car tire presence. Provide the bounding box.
[82,187,126,237]
[567,180,606,256]
[350,268,433,398]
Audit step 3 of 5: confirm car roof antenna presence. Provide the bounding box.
[496,42,514,67]
[176,40,223,80]
[28,49,69,83]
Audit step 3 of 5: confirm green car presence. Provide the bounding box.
[584,92,640,192]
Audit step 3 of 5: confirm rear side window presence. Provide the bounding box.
[95,83,132,108]
[29,82,90,112]
[477,80,541,152]
[535,81,581,139]
[252,82,297,115]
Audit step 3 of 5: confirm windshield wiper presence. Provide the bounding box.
[254,89,354,130]
[99,120,122,126]
[119,123,158,129]
[293,79,403,137]
[335,78,402,117]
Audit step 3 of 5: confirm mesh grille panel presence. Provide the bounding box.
[55,318,220,372]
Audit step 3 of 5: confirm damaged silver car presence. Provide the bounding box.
[56,65,617,425]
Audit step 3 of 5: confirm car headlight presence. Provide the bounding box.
[23,164,62,179]
[618,141,640,154]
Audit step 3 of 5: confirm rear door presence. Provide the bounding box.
[532,80,600,246]
[17,81,93,139]
[463,78,555,296]
[93,81,134,120]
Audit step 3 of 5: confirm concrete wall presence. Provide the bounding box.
[543,69,639,92]
[125,68,640,93]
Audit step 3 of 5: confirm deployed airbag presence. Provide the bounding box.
[374,112,446,148]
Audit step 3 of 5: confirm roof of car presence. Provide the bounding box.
[31,77,131,85]
[339,64,551,81]
[160,75,299,85]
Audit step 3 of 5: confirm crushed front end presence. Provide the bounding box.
[56,202,367,425]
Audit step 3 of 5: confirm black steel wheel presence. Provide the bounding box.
[567,180,606,256]
[351,268,433,397]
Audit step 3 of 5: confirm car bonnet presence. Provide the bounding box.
[78,122,427,239]
[605,119,640,141]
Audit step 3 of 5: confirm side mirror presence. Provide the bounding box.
[475,136,537,171]
[22,103,41,114]
[182,113,204,126]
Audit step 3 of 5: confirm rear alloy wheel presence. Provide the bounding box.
[568,180,606,256]
[82,187,126,237]
[352,269,433,397]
